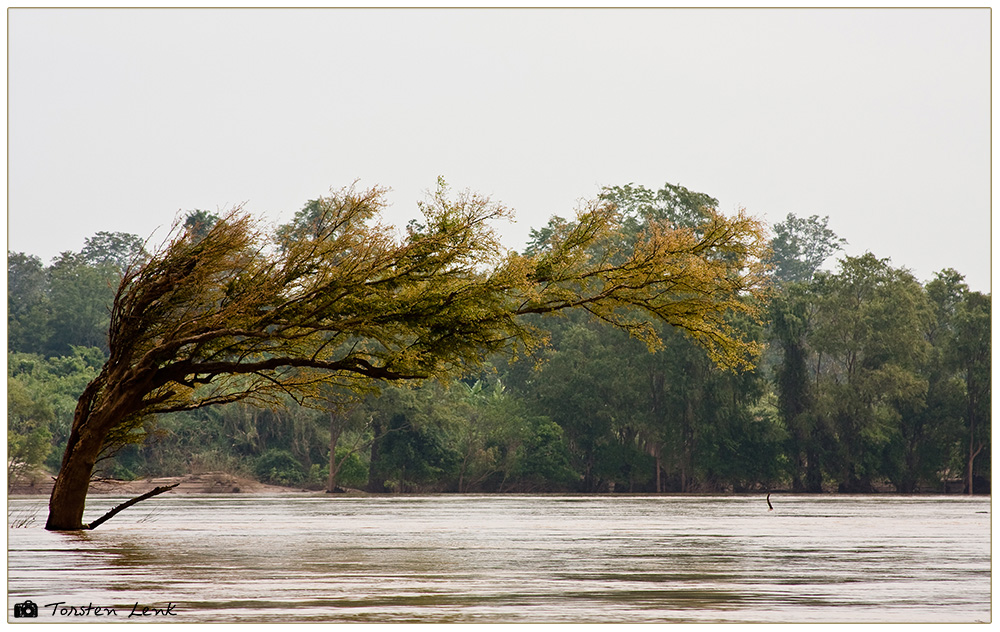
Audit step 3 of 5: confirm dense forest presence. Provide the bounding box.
[8,183,991,495]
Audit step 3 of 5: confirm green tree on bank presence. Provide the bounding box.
[767,258,989,493]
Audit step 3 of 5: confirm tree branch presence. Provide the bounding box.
[84,483,179,530]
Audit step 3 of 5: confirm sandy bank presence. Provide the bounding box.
[7,471,354,497]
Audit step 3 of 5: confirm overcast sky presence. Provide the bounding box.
[7,8,992,291]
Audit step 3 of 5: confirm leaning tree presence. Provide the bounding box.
[45,180,769,530]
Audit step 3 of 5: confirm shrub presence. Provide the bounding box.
[253,449,304,486]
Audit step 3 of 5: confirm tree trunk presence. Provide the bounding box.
[45,374,146,530]
[967,442,983,495]
[365,417,387,493]
[45,421,106,530]
[805,446,823,493]
[327,411,343,493]
[966,370,979,495]
[654,446,662,493]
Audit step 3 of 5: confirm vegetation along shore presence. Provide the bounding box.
[8,181,989,530]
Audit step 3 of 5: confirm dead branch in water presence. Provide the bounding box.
[84,483,179,530]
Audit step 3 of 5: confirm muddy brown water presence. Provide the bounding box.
[7,494,991,623]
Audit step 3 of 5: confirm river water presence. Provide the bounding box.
[7,494,991,623]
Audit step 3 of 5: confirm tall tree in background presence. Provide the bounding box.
[767,213,846,491]
[769,214,847,284]
[7,253,50,353]
[44,252,119,355]
[45,180,769,530]
[8,232,146,357]
[952,290,990,493]
[809,254,931,492]
[770,282,824,491]
[80,231,148,272]
[896,269,968,493]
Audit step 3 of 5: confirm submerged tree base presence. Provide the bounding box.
[47,483,179,531]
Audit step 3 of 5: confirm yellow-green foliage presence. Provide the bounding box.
[85,180,769,453]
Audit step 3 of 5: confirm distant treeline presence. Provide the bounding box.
[8,184,990,494]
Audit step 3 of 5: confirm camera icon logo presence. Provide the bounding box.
[14,600,38,618]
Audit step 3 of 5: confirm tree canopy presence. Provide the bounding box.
[769,213,847,284]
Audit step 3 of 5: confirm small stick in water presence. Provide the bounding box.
[766,492,774,511]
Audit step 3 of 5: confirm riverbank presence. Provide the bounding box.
[8,468,980,497]
[7,470,334,497]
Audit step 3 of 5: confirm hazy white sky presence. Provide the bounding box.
[7,8,992,290]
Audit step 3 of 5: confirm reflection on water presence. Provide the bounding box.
[7,495,991,623]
